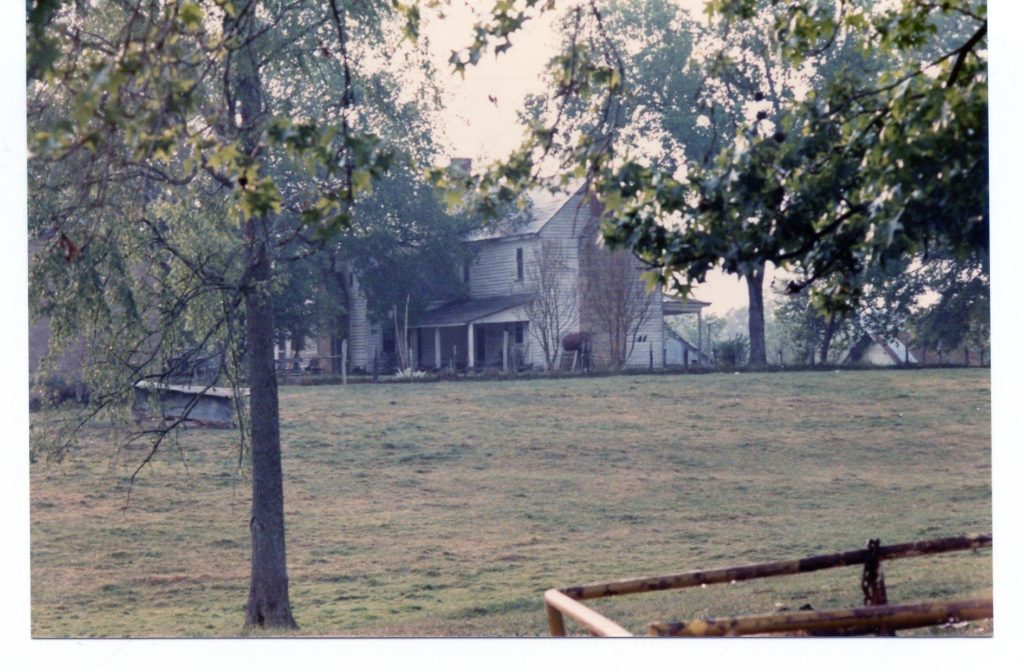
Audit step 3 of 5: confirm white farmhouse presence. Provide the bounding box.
[312,183,710,373]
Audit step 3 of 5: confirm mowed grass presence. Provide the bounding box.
[30,368,992,637]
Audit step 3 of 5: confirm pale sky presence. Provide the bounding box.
[420,0,762,316]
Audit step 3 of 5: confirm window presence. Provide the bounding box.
[516,247,524,281]
[636,334,648,343]
[462,262,470,283]
[514,322,525,344]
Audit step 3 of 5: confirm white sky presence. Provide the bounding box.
[419,0,762,316]
[420,2,563,162]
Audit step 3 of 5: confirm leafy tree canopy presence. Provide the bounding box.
[414,0,988,315]
[340,159,478,325]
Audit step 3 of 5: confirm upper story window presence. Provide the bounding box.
[516,247,524,281]
[462,262,470,283]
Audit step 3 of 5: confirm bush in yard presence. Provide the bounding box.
[715,335,750,368]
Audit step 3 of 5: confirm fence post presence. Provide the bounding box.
[707,323,714,366]
[341,339,348,385]
[697,312,703,365]
[546,602,567,637]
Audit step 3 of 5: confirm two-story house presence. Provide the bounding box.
[323,182,709,373]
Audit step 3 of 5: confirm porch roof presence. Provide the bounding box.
[415,294,535,328]
[662,296,711,315]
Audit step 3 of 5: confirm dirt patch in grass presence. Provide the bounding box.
[30,369,991,636]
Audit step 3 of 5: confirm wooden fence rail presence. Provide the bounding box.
[544,589,631,637]
[544,532,992,637]
[648,597,993,637]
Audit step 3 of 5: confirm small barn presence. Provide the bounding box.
[842,333,917,366]
[662,296,712,367]
[664,329,712,367]
[133,382,244,428]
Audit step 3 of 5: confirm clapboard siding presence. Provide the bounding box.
[464,189,593,300]
[536,190,587,325]
[537,197,584,328]
[576,211,667,369]
[468,237,537,299]
[538,190,595,242]
[625,297,664,368]
[523,189,589,357]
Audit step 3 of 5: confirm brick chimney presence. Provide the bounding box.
[448,157,472,177]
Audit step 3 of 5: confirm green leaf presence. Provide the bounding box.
[179,2,204,31]
[352,169,373,196]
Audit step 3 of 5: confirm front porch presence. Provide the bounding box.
[414,295,534,372]
[662,295,713,367]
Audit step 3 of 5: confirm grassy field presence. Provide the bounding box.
[29,368,992,637]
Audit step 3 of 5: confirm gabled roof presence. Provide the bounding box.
[463,181,587,242]
[662,295,710,315]
[843,331,917,365]
[415,294,535,328]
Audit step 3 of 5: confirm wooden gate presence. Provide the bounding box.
[544,533,992,637]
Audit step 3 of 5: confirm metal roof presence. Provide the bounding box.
[464,181,587,242]
[415,293,535,327]
[662,296,711,315]
[134,381,242,398]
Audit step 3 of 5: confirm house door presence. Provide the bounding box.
[475,325,486,365]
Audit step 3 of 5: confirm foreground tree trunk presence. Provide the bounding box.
[235,6,296,630]
[243,233,298,630]
[745,266,767,367]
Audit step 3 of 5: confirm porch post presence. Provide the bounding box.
[434,327,442,368]
[697,311,704,366]
[467,323,475,370]
[502,329,509,372]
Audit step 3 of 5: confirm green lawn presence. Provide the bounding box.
[29,368,992,637]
